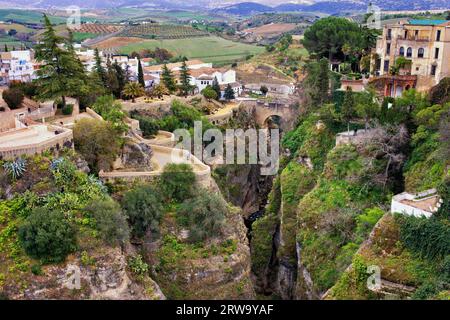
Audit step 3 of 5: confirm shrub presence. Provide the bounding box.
[127,254,149,278]
[84,198,130,246]
[177,189,227,242]
[61,103,73,115]
[73,118,121,173]
[160,163,196,202]
[397,214,450,260]
[122,184,164,239]
[3,158,27,180]
[18,207,77,263]
[2,88,24,109]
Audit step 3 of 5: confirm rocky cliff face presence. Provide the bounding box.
[4,247,165,300]
[143,203,256,299]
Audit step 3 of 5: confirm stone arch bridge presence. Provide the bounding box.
[207,98,298,130]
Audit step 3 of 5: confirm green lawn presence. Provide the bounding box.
[72,32,98,42]
[119,36,264,65]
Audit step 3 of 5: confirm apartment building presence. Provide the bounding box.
[371,19,450,96]
[0,50,37,85]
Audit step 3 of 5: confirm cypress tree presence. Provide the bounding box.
[138,59,145,88]
[212,76,221,99]
[161,64,177,93]
[224,84,235,100]
[179,60,192,97]
[94,48,106,86]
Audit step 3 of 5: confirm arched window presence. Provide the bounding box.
[407,47,412,57]
[418,48,424,58]
[399,47,405,56]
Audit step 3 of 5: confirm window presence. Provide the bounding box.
[387,29,392,39]
[386,43,391,55]
[418,48,424,58]
[435,48,439,59]
[383,60,389,72]
[406,47,412,58]
[399,47,405,56]
[415,30,419,37]
[431,65,437,76]
[404,30,408,39]
[436,30,441,41]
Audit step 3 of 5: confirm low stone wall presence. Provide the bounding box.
[0,126,73,160]
[85,107,104,121]
[99,143,211,187]
[335,129,377,146]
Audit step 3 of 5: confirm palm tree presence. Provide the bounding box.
[122,82,145,103]
[151,84,169,99]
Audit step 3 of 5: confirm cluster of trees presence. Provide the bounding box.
[130,47,176,63]
[302,17,379,73]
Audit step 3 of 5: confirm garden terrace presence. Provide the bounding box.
[0,124,73,160]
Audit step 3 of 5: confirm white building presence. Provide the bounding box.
[391,189,441,218]
[0,50,37,84]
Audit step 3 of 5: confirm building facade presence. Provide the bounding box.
[371,19,450,96]
[0,50,37,85]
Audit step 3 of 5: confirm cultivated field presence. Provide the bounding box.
[243,23,298,36]
[0,23,34,33]
[120,24,209,39]
[117,36,264,65]
[93,37,146,49]
[73,24,123,34]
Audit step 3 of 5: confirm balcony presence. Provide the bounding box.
[397,35,430,42]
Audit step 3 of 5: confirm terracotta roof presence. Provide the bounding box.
[0,52,12,60]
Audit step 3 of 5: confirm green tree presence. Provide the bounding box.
[160,163,196,202]
[356,89,380,130]
[2,88,24,109]
[122,82,145,103]
[105,57,119,97]
[179,60,192,97]
[138,59,145,88]
[73,118,121,173]
[302,17,361,60]
[177,189,227,242]
[161,64,177,93]
[212,76,221,99]
[305,58,330,107]
[84,198,130,246]
[18,207,77,263]
[201,85,218,101]
[92,95,128,133]
[94,48,106,86]
[341,87,355,134]
[151,83,169,99]
[34,15,88,107]
[260,85,268,96]
[122,184,164,239]
[224,84,235,100]
[113,60,126,98]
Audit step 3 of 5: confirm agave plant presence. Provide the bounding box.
[50,157,65,171]
[3,158,27,179]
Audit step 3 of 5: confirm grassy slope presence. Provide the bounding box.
[0,9,66,24]
[119,36,264,65]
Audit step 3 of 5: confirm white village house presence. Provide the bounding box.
[391,188,442,218]
[0,50,37,85]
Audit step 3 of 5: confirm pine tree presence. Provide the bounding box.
[94,48,106,86]
[34,15,88,107]
[138,59,145,88]
[179,60,192,97]
[212,76,221,99]
[224,84,235,100]
[161,64,177,93]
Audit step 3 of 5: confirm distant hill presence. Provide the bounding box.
[275,2,367,14]
[213,2,274,16]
